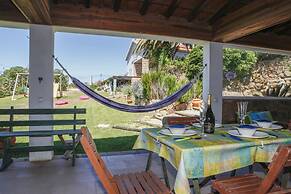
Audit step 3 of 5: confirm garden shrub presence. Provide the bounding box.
[121,84,132,97]
[132,81,143,105]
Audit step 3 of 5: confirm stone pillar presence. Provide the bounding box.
[141,59,149,74]
[113,79,117,95]
[29,24,54,161]
[202,42,223,124]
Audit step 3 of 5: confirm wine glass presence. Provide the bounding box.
[199,100,207,137]
[237,101,248,125]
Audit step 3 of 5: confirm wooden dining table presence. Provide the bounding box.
[133,126,291,194]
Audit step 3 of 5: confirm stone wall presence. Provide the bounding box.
[222,96,291,124]
[224,59,291,97]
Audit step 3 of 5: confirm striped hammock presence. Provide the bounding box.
[53,56,200,113]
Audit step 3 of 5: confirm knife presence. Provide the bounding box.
[221,134,243,141]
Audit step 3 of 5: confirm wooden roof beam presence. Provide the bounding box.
[164,0,181,19]
[112,0,121,12]
[10,0,52,24]
[139,0,151,16]
[213,0,291,42]
[232,32,291,52]
[51,5,212,41]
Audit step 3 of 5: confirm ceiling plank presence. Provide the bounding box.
[232,32,291,52]
[0,0,27,23]
[164,0,181,18]
[50,5,212,41]
[208,0,240,24]
[213,0,291,42]
[272,22,291,35]
[10,0,51,24]
[139,0,151,16]
[112,0,121,12]
[187,0,207,22]
[85,0,90,8]
[188,0,228,22]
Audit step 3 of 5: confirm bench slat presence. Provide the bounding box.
[0,108,86,115]
[0,129,81,137]
[0,119,86,127]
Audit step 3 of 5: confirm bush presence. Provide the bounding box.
[223,48,257,82]
[132,81,143,105]
[257,53,286,61]
[141,71,177,101]
[121,85,132,97]
[90,83,99,91]
[141,71,199,104]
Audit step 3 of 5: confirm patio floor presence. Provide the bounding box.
[0,151,289,194]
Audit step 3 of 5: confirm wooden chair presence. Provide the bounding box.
[80,127,171,194]
[162,116,200,127]
[212,145,291,194]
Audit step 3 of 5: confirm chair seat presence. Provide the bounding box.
[114,170,170,194]
[212,174,282,194]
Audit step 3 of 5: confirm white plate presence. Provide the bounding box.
[159,128,197,137]
[250,123,283,130]
[227,130,269,139]
[192,123,222,128]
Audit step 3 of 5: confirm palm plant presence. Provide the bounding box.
[133,39,178,70]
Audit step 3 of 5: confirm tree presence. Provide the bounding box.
[0,66,28,97]
[181,45,203,80]
[134,39,178,70]
[54,69,69,91]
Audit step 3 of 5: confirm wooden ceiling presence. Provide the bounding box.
[1,0,291,52]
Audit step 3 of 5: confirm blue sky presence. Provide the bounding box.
[0,27,132,82]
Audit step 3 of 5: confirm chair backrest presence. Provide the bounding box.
[80,127,117,194]
[247,111,273,123]
[256,145,291,194]
[162,116,199,127]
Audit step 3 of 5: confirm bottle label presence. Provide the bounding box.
[204,122,215,134]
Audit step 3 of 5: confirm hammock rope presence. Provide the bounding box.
[53,56,203,113]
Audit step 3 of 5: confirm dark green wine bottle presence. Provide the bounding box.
[204,94,215,134]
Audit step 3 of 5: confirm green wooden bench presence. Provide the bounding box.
[0,106,86,171]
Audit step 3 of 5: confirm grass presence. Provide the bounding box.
[0,89,153,157]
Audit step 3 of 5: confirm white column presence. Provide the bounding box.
[29,24,54,161]
[202,42,223,124]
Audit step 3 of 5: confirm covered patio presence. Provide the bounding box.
[0,0,291,194]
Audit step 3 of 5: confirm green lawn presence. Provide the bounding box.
[0,90,152,156]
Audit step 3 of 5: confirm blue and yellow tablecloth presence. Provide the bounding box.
[133,127,291,194]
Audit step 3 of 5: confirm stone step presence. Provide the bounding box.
[138,118,162,128]
[175,109,200,117]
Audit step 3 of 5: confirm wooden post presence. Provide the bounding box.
[72,106,77,166]
[9,106,14,132]
[145,152,152,171]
